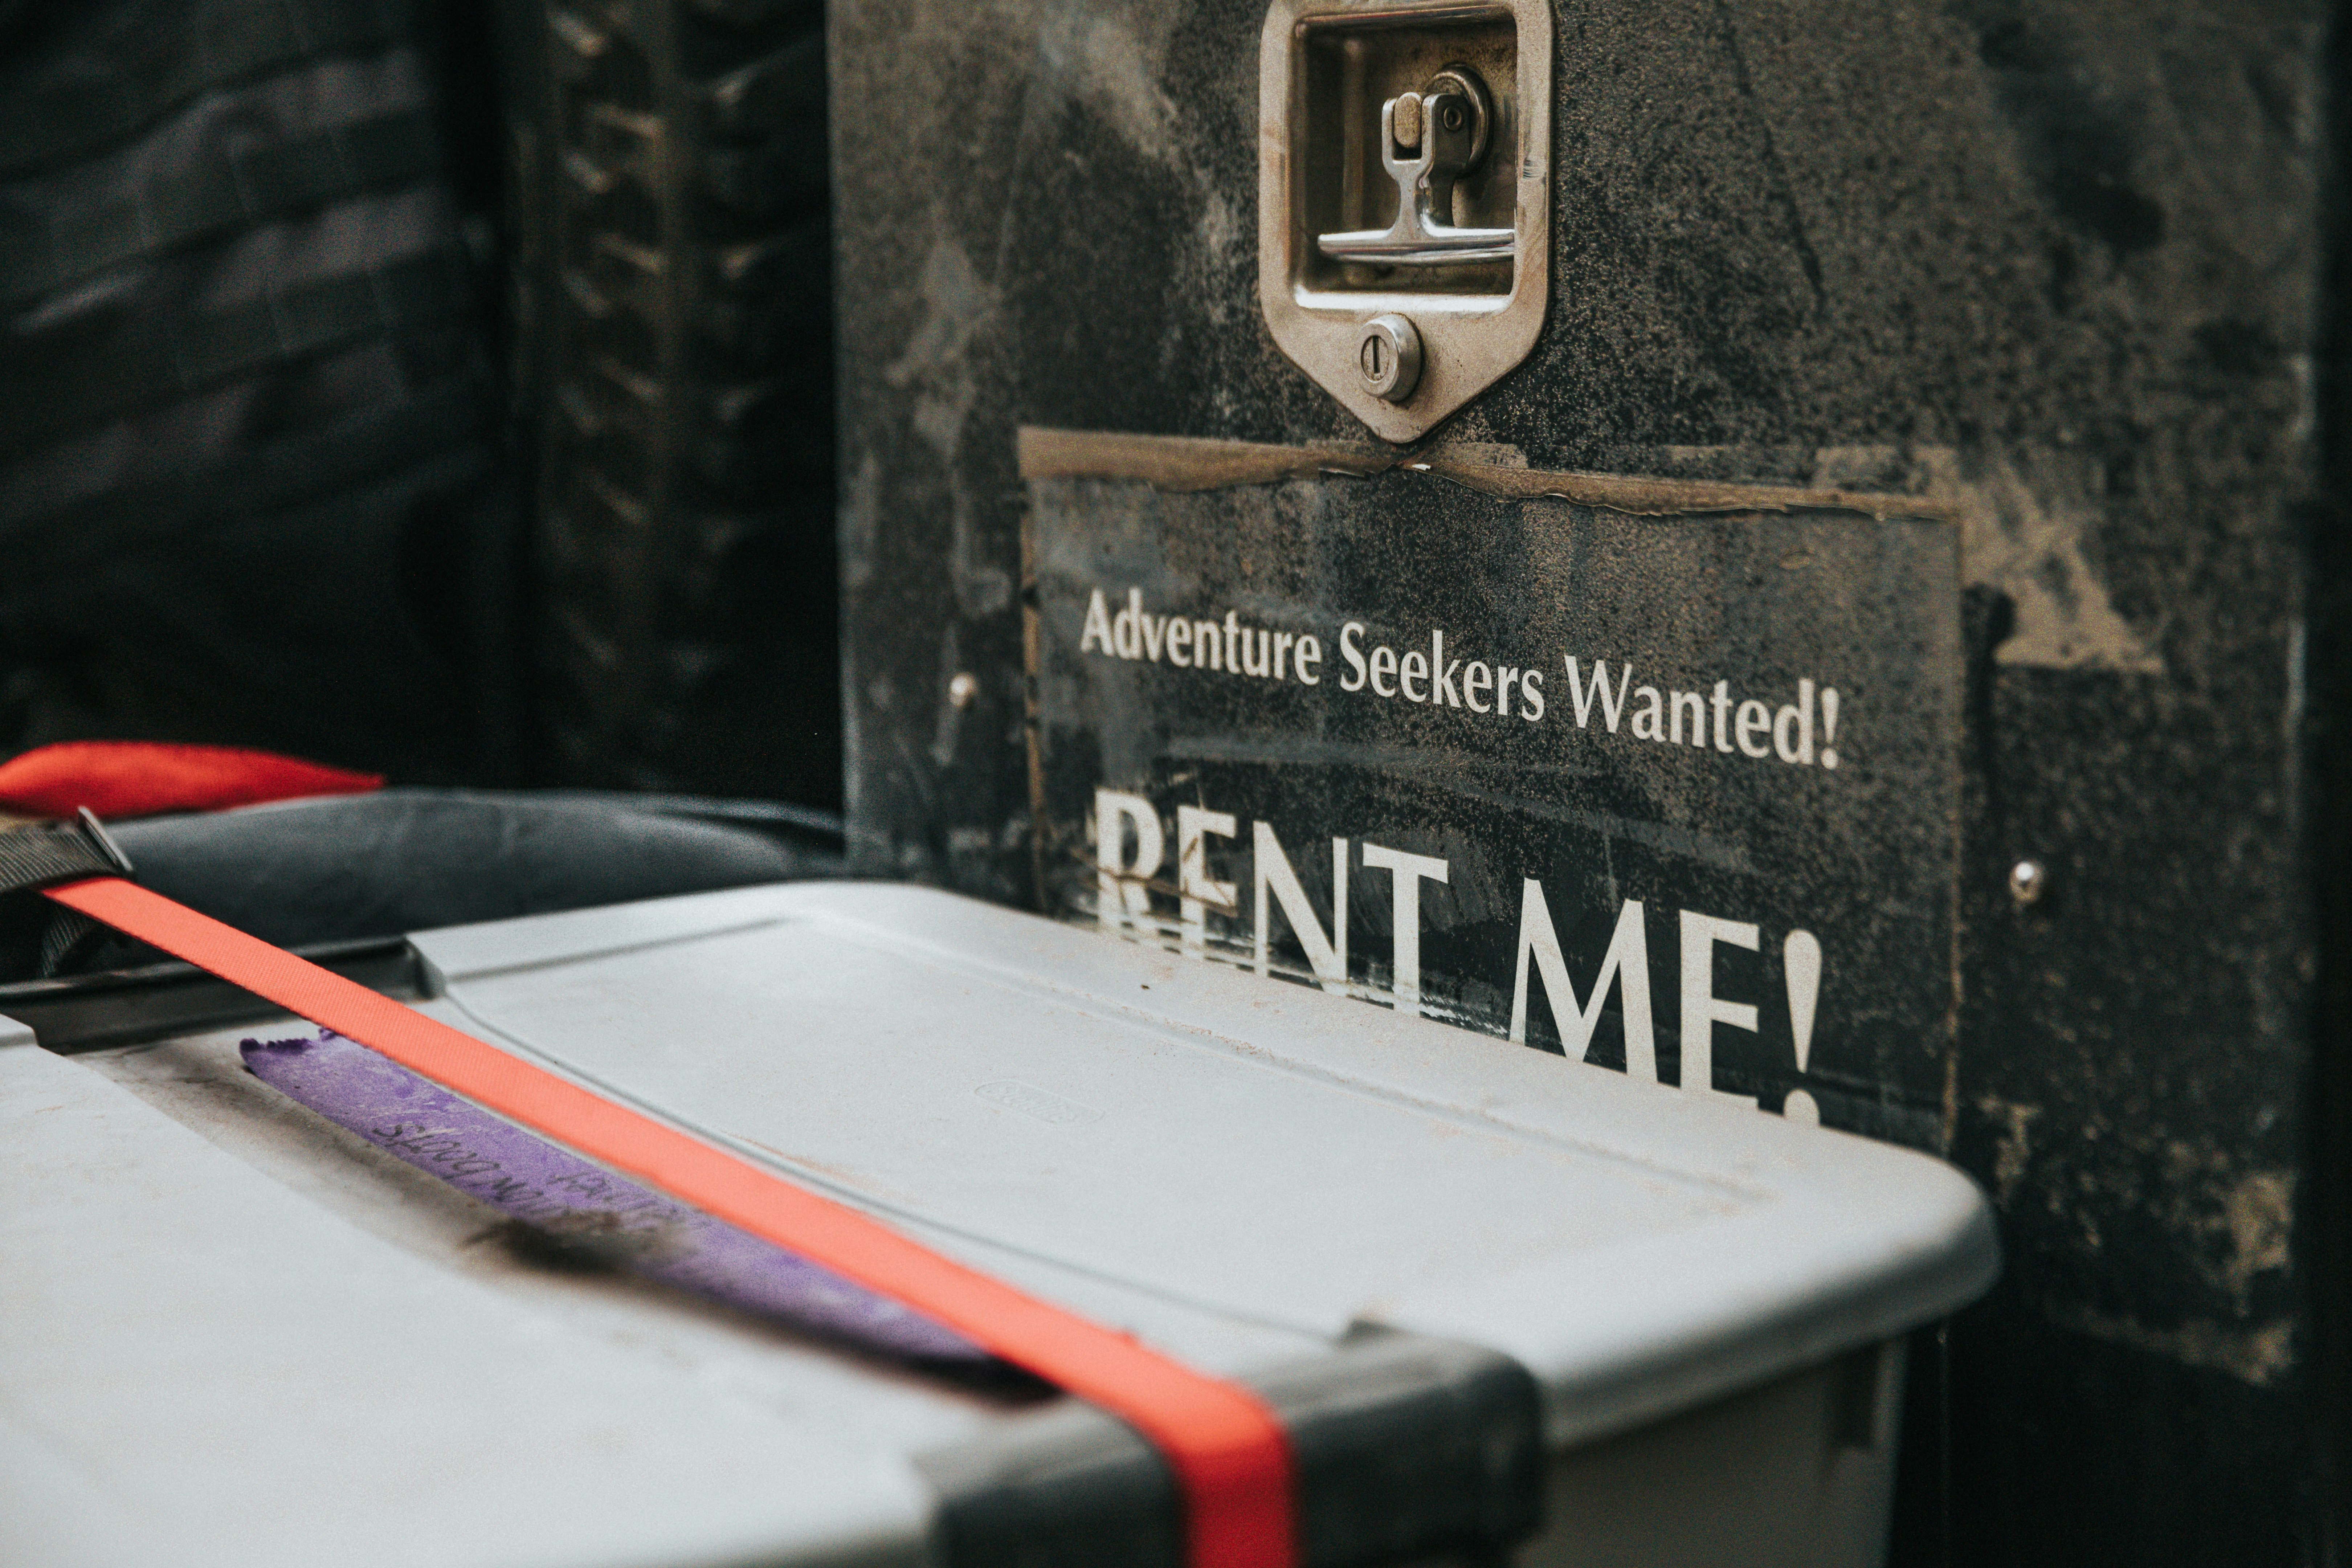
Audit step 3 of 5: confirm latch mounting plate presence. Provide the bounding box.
[1258,0,1552,443]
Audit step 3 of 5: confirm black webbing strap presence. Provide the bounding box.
[0,109,442,308]
[1,247,474,449]
[0,811,136,976]
[0,0,411,177]
[0,810,133,894]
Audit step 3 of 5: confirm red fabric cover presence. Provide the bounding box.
[0,741,383,819]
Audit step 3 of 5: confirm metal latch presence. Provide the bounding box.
[1316,70,1513,267]
[1258,0,1552,443]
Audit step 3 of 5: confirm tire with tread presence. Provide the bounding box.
[503,0,837,804]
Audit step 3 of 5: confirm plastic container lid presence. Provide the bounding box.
[0,881,1995,1568]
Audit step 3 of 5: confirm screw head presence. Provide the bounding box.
[2008,858,2047,907]
[1356,313,1423,403]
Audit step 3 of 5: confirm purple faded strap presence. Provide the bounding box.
[243,1028,984,1361]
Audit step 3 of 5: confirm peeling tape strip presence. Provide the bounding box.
[1015,424,1963,521]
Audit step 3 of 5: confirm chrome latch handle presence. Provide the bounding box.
[1316,89,1515,267]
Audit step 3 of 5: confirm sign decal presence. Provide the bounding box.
[1024,433,1960,1147]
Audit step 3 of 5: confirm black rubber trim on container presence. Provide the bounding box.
[0,0,410,176]
[0,369,494,576]
[0,107,444,307]
[0,936,425,1052]
[916,1329,1544,1568]
[2,247,473,447]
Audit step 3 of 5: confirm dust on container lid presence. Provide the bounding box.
[0,881,1996,1568]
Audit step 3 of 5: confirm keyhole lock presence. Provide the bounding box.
[1356,313,1422,401]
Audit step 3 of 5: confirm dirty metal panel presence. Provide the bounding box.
[834,0,2338,1558]
[1026,433,1960,1143]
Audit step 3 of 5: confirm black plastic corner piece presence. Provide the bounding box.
[918,1396,1183,1568]
[1264,1328,1544,1567]
[915,1329,1543,1568]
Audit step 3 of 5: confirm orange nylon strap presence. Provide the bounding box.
[47,875,1296,1568]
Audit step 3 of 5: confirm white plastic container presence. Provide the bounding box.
[0,881,1996,1568]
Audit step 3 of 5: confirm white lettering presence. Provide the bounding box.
[1080,588,1113,654]
[1113,590,1142,660]
[1399,647,1428,702]
[1241,628,1271,678]
[1510,882,1657,1081]
[1432,631,1461,706]
[1464,661,1492,713]
[1361,842,1449,1016]
[1177,805,1237,957]
[1630,685,1664,740]
[1774,678,1815,764]
[1678,911,1760,1108]
[1671,690,1706,747]
[1252,822,1348,993]
[1736,699,1771,757]
[1094,789,1163,936]
[1565,658,1631,731]
[1339,622,1367,690]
